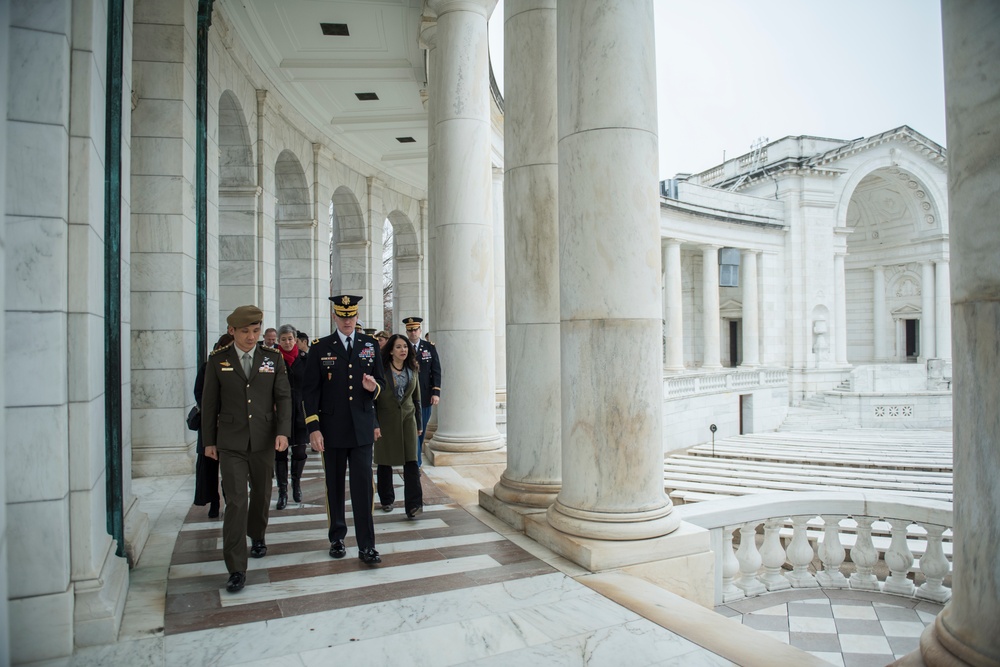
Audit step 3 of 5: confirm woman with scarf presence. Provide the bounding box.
[275,323,309,509]
[374,334,423,518]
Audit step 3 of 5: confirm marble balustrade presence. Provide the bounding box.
[679,491,953,607]
[664,368,788,399]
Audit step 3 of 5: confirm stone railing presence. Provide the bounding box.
[664,368,788,398]
[678,491,953,606]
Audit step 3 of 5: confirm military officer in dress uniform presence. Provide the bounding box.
[403,316,441,465]
[202,305,291,593]
[303,295,386,564]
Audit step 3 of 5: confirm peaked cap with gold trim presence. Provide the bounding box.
[402,316,423,331]
[329,294,362,318]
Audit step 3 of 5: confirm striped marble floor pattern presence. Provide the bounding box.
[165,457,554,635]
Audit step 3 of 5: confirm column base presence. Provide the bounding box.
[892,612,1000,667]
[546,497,680,542]
[479,486,548,532]
[132,443,196,477]
[426,431,506,466]
[73,542,130,647]
[525,512,699,572]
[123,493,151,567]
[491,472,560,509]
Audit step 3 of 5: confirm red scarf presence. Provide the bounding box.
[280,346,298,368]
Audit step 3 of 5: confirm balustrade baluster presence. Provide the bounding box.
[734,522,766,596]
[849,515,880,590]
[721,526,745,602]
[816,515,849,588]
[759,518,791,591]
[915,523,952,603]
[785,515,819,588]
[884,518,916,596]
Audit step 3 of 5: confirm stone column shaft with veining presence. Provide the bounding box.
[873,265,887,361]
[493,0,561,506]
[921,260,937,360]
[547,0,678,540]
[701,245,722,369]
[424,0,503,455]
[663,239,685,371]
[741,249,760,367]
[911,3,1000,665]
[834,253,848,365]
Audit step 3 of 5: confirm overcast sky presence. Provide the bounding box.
[489,1,946,180]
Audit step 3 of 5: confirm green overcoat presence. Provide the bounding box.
[374,366,422,465]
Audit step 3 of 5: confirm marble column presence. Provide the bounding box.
[873,265,887,361]
[547,0,678,540]
[424,0,504,458]
[492,166,506,397]
[834,253,848,364]
[921,261,937,360]
[934,259,951,360]
[701,245,723,369]
[909,3,1000,664]
[663,239,685,371]
[0,0,8,658]
[493,0,561,509]
[419,22,438,440]
[740,249,760,367]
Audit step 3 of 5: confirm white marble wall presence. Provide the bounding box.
[0,0,9,661]
[663,385,789,452]
[130,0,199,477]
[492,166,506,394]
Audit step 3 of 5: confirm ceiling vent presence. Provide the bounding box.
[396,137,416,143]
[355,92,379,101]
[320,23,350,36]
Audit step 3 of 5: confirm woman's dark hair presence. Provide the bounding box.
[381,333,418,372]
[213,333,234,351]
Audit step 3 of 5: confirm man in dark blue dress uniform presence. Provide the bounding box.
[403,316,441,465]
[303,295,385,564]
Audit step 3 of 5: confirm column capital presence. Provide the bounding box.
[426,0,497,20]
[419,17,437,49]
[933,256,950,266]
[662,237,683,248]
[701,243,722,252]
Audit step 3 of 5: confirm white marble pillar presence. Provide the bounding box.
[0,0,8,657]
[701,245,723,369]
[872,265,887,361]
[547,0,678,540]
[834,253,848,365]
[934,259,951,360]
[492,166,506,397]
[493,0,561,508]
[911,4,1000,664]
[921,260,937,360]
[740,249,760,367]
[663,239,685,371]
[420,20,437,336]
[425,0,504,457]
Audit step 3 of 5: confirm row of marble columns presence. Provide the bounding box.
[661,241,764,371]
[872,260,952,361]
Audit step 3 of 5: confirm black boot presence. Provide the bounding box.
[275,459,288,510]
[291,457,306,503]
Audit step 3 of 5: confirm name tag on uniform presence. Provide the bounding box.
[322,356,336,367]
[221,367,234,372]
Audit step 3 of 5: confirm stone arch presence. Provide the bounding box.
[217,90,258,332]
[838,153,948,364]
[273,150,313,331]
[330,186,369,328]
[386,210,422,332]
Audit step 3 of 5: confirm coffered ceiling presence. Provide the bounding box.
[220,0,431,191]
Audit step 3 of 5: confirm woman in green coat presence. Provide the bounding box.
[374,334,423,518]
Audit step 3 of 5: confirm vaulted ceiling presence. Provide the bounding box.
[221,0,431,191]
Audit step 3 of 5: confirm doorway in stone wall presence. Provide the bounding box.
[905,319,920,361]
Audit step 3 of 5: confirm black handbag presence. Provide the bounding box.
[186,405,201,431]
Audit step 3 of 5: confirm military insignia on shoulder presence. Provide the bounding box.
[211,343,233,356]
[312,338,320,345]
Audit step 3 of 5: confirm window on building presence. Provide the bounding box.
[719,248,740,287]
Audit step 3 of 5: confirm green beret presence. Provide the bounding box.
[227,305,264,329]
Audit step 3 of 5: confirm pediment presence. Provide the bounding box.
[720,298,743,318]
[891,303,922,318]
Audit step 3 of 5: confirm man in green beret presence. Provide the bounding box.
[202,305,292,593]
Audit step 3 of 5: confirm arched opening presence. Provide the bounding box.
[386,210,422,335]
[274,150,313,333]
[217,90,257,332]
[330,185,369,329]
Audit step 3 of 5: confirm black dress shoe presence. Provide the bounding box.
[250,539,267,558]
[329,540,346,559]
[358,547,382,564]
[381,504,394,513]
[208,501,219,518]
[226,571,246,593]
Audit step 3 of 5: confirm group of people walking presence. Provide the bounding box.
[192,296,442,594]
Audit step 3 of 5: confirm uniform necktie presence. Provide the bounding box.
[345,336,353,357]
[242,352,252,376]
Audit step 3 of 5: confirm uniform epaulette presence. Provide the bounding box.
[210,343,233,355]
[312,338,320,345]
[260,344,279,352]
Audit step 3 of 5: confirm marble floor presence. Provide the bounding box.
[31,453,942,666]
